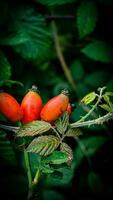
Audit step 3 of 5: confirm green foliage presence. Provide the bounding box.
[45,166,74,187]
[0,6,51,60]
[81,41,113,62]
[0,130,17,166]
[35,0,76,6]
[0,50,11,82]
[85,70,110,88]
[17,120,52,137]
[60,142,73,164]
[70,60,85,81]
[77,1,98,38]
[73,136,107,169]
[88,172,104,194]
[44,151,69,164]
[55,111,69,134]
[66,127,82,138]
[26,135,60,156]
[81,91,97,105]
[43,190,65,200]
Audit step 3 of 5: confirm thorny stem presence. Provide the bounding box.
[70,112,113,128]
[78,87,106,122]
[51,21,76,91]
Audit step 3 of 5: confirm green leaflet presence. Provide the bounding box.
[17,120,52,137]
[77,1,98,38]
[0,50,11,82]
[26,135,60,156]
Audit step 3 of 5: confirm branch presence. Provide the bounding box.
[51,21,76,91]
[70,112,113,128]
[45,15,75,20]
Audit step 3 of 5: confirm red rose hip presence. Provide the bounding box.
[0,92,23,122]
[21,85,43,124]
[41,90,69,123]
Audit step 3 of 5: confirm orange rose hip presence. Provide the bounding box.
[21,85,43,124]
[41,90,69,123]
[0,92,23,122]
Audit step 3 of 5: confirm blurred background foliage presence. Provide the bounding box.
[0,0,113,199]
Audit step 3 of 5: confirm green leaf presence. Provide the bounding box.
[44,150,68,164]
[55,112,69,134]
[0,130,17,166]
[73,136,107,169]
[46,166,74,187]
[105,92,113,96]
[88,172,104,194]
[35,0,75,6]
[17,120,52,137]
[81,91,97,105]
[81,41,113,62]
[103,94,110,104]
[43,190,65,200]
[76,83,90,98]
[99,104,113,112]
[41,163,54,174]
[0,50,11,81]
[70,60,85,81]
[85,71,109,88]
[29,153,41,175]
[77,1,98,38]
[0,6,51,60]
[60,143,73,164]
[66,127,82,138]
[26,135,60,156]
[0,80,24,87]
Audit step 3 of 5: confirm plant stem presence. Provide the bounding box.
[32,169,40,185]
[70,112,113,128]
[51,127,61,141]
[0,124,19,132]
[45,15,75,20]
[24,150,32,189]
[78,87,106,122]
[51,21,76,91]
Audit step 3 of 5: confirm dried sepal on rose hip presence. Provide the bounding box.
[0,92,23,122]
[21,85,43,124]
[41,89,69,123]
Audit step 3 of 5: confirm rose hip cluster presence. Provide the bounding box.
[0,86,71,124]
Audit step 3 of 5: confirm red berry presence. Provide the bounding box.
[0,92,23,122]
[41,90,69,123]
[21,86,43,124]
[67,103,72,115]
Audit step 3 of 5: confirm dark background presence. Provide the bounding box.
[0,0,113,199]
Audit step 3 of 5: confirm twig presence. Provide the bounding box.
[70,112,113,128]
[51,21,76,91]
[78,87,106,122]
[45,15,75,20]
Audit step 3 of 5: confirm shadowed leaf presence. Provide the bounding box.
[55,112,69,134]
[60,142,73,164]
